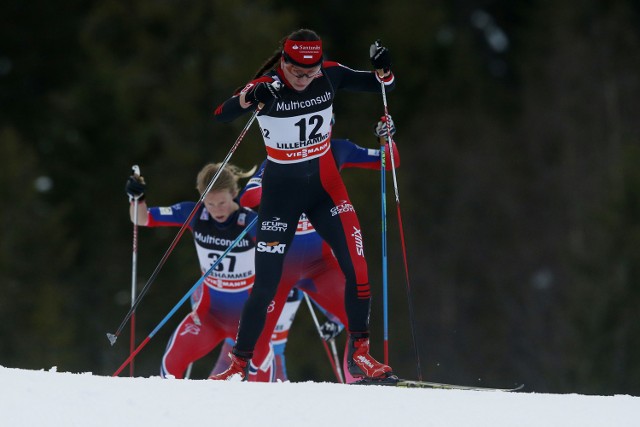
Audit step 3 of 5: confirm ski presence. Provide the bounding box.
[395,379,524,392]
[353,377,524,392]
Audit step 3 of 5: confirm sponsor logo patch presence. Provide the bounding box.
[261,217,288,232]
[194,232,251,248]
[331,200,355,216]
[238,212,246,226]
[256,241,287,254]
[356,355,375,368]
[180,323,201,336]
[351,227,364,257]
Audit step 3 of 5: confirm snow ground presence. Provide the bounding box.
[0,365,638,427]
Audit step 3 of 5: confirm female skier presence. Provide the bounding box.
[209,116,398,383]
[237,117,399,383]
[125,162,271,379]
[210,28,397,383]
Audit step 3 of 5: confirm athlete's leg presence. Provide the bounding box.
[249,280,297,378]
[308,153,393,380]
[296,250,354,382]
[261,287,304,381]
[210,338,235,377]
[161,309,225,379]
[308,154,370,333]
[296,249,348,327]
[233,173,301,357]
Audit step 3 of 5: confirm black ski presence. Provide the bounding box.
[353,377,524,392]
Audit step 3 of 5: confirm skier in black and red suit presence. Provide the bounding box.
[211,28,396,383]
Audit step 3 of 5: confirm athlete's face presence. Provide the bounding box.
[204,189,238,223]
[281,59,321,91]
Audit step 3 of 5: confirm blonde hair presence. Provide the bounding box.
[196,163,257,196]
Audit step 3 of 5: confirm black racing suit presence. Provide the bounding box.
[213,60,395,356]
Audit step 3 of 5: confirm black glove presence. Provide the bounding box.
[125,175,146,202]
[319,320,344,341]
[374,115,396,140]
[369,40,392,72]
[244,81,282,105]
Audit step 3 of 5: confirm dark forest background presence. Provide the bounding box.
[2,0,640,394]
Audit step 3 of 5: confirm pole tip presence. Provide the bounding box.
[106,333,118,346]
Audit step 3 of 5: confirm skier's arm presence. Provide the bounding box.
[323,62,395,93]
[212,95,247,123]
[322,40,394,93]
[145,202,198,228]
[213,77,281,123]
[238,161,267,208]
[125,173,197,227]
[333,117,400,171]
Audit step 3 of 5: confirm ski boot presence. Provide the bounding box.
[347,332,397,385]
[209,350,251,381]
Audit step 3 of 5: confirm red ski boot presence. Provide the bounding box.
[208,351,250,381]
[347,333,396,384]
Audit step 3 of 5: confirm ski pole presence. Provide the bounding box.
[302,293,344,383]
[107,107,262,346]
[184,363,193,380]
[378,65,423,381]
[379,129,389,365]
[112,216,258,377]
[129,165,142,377]
[328,339,343,382]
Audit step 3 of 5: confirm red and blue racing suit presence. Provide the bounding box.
[143,202,260,379]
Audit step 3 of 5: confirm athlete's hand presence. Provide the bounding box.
[125,174,146,202]
[319,320,344,341]
[369,40,392,73]
[244,81,282,105]
[374,115,396,140]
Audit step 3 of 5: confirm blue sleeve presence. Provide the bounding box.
[332,138,381,170]
[147,201,199,228]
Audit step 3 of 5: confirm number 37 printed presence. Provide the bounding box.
[207,253,236,272]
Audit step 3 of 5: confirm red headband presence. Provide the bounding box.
[283,39,323,67]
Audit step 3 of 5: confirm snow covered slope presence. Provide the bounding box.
[0,366,637,427]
